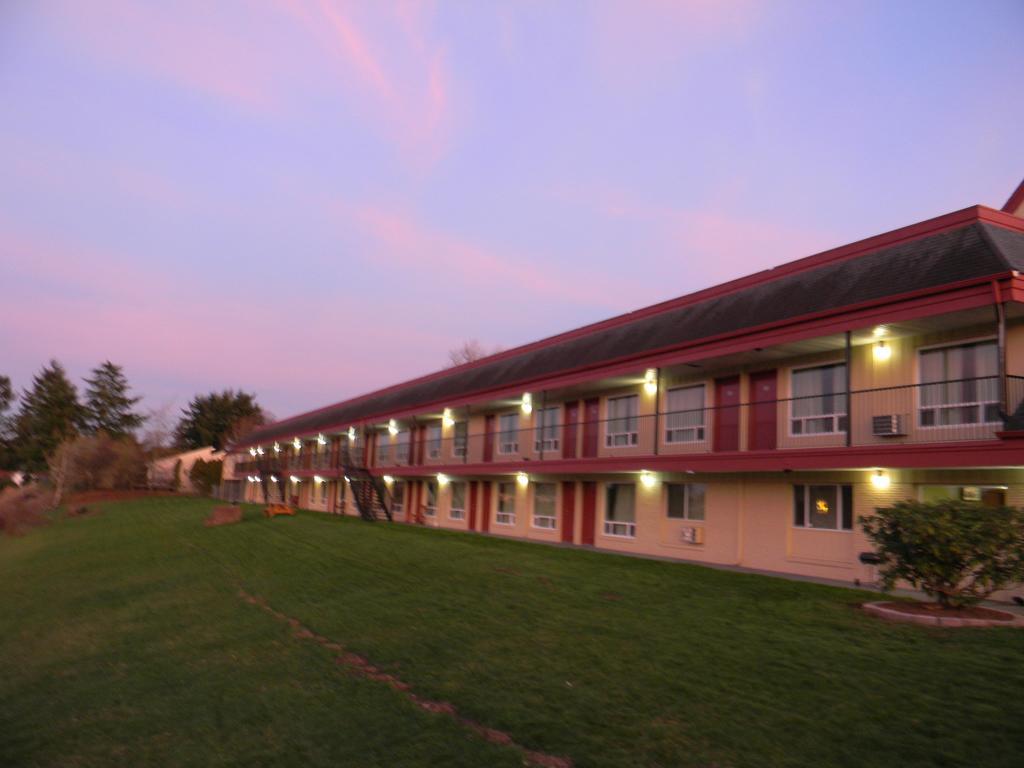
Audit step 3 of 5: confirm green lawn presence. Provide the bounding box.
[2,498,1023,768]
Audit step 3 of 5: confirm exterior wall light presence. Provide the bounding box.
[256,446,264,455]
[874,340,892,361]
[383,474,394,485]
[253,475,261,483]
[521,393,533,415]
[293,437,301,450]
[388,419,399,436]
[873,325,887,338]
[347,427,357,442]
[317,433,327,446]
[273,442,280,454]
[643,369,658,396]
[343,475,351,484]
[516,471,529,487]
[437,473,449,487]
[249,447,257,457]
[290,475,300,484]
[442,408,455,428]
[270,475,278,483]
[640,470,657,488]
[871,470,891,490]
[314,475,324,484]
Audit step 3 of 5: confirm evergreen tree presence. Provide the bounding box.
[0,374,14,470]
[14,361,83,472]
[174,390,265,451]
[82,361,145,438]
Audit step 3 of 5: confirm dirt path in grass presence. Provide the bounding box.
[238,588,573,768]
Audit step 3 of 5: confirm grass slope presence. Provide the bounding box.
[1,497,1022,768]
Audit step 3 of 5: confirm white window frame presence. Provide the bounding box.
[449,482,466,520]
[532,482,558,529]
[605,394,640,448]
[395,430,411,463]
[424,481,437,517]
[376,433,391,462]
[498,413,520,455]
[426,423,442,459]
[603,483,637,538]
[664,385,706,444]
[792,484,853,532]
[391,481,405,516]
[666,482,706,521]
[916,338,1000,429]
[789,362,848,437]
[496,481,516,525]
[452,421,468,458]
[534,406,561,452]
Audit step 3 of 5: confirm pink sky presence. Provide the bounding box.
[1,0,1022,422]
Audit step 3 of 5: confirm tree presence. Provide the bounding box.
[861,499,1024,608]
[81,361,145,438]
[14,361,83,473]
[48,433,147,501]
[188,458,223,496]
[174,390,265,451]
[0,375,14,470]
[446,340,502,368]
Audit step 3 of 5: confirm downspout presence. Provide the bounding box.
[992,279,1007,417]
[539,390,547,461]
[844,331,852,448]
[652,367,661,456]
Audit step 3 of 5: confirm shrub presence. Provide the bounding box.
[188,458,222,496]
[47,433,147,498]
[0,485,54,536]
[861,499,1024,608]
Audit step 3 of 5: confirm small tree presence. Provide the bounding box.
[81,361,145,438]
[861,499,1024,608]
[188,458,222,496]
[175,390,265,451]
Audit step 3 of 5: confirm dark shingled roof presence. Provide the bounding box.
[241,219,1024,446]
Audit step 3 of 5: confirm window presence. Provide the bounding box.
[666,483,706,520]
[424,481,437,517]
[453,421,468,458]
[396,430,411,463]
[793,484,853,530]
[449,482,466,520]
[606,395,639,447]
[427,423,442,459]
[791,364,847,435]
[496,481,516,525]
[391,481,405,515]
[665,386,706,443]
[534,407,561,452]
[498,413,520,454]
[532,482,557,529]
[604,483,636,537]
[919,340,999,427]
[919,484,1007,507]
[336,478,346,511]
[376,433,391,462]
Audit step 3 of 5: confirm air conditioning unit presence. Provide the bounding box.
[680,526,705,545]
[872,414,905,437]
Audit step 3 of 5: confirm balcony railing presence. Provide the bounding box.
[364,375,1024,466]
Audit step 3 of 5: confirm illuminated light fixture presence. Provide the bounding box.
[249,447,257,457]
[643,369,658,396]
[437,473,449,487]
[442,408,455,428]
[873,325,887,338]
[874,340,892,361]
[388,419,398,436]
[521,392,533,415]
[516,471,529,487]
[382,474,394,485]
[344,475,351,484]
[256,446,264,455]
[246,475,254,483]
[270,475,278,483]
[317,433,327,446]
[273,442,280,454]
[815,498,830,514]
[870,470,891,490]
[314,475,324,484]
[253,475,261,483]
[292,437,301,451]
[290,475,300,484]
[640,470,657,488]
[347,426,356,441]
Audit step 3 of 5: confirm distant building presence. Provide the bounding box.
[148,447,220,493]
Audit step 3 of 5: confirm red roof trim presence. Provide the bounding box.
[240,207,1024,447]
[1003,178,1024,215]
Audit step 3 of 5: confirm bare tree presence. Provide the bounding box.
[141,400,177,456]
[446,340,502,368]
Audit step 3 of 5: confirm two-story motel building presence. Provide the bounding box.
[227,181,1024,587]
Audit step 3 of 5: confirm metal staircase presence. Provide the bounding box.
[339,443,393,522]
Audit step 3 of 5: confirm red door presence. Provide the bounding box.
[483,415,495,463]
[481,482,492,532]
[749,370,777,451]
[580,482,596,545]
[561,481,576,543]
[563,402,579,459]
[714,377,741,452]
[468,481,478,530]
[581,398,600,458]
